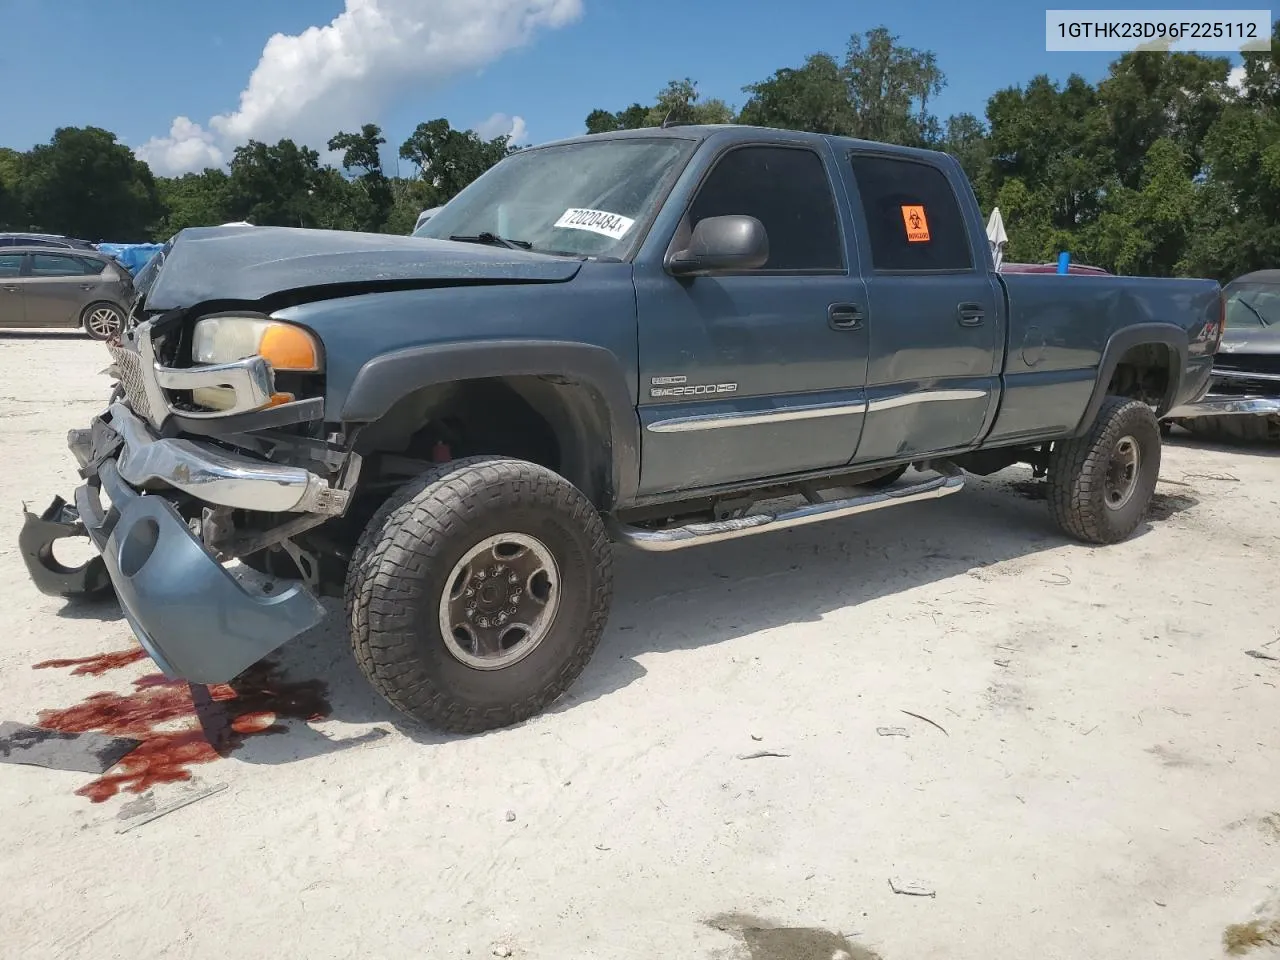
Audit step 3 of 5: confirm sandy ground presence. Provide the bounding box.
[1,331,1278,960]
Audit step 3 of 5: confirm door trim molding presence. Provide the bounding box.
[647,399,867,434]
[865,388,988,412]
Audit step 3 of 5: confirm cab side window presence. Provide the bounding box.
[849,154,973,272]
[689,145,844,272]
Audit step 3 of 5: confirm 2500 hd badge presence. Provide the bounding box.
[649,376,739,398]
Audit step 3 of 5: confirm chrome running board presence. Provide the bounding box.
[612,464,965,552]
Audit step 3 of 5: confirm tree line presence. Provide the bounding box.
[1,23,1277,282]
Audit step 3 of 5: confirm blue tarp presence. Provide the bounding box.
[95,242,165,275]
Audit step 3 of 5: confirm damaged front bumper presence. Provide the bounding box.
[20,402,343,684]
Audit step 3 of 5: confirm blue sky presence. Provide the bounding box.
[0,0,1236,175]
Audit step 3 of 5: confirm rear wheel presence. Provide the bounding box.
[81,302,123,340]
[344,456,613,734]
[1047,396,1161,544]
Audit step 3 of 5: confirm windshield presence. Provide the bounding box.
[1225,282,1280,329]
[412,137,696,259]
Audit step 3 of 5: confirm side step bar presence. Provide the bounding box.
[612,464,966,552]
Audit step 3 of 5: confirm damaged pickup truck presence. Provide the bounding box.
[21,125,1225,733]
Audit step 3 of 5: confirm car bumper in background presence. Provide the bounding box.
[1165,394,1280,419]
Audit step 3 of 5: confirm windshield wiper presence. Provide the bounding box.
[448,232,532,251]
[1236,297,1272,327]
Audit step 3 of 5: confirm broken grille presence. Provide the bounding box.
[108,344,154,422]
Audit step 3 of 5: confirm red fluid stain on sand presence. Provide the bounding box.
[33,648,148,676]
[33,649,329,802]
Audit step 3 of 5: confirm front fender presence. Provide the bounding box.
[341,339,641,507]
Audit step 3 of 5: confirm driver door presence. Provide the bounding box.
[633,142,870,496]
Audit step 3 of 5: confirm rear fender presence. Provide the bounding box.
[1071,323,1187,436]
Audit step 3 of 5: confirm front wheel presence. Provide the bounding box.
[81,302,123,341]
[1047,396,1161,544]
[344,456,614,734]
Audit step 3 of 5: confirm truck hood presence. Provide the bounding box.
[1219,326,1280,358]
[138,224,584,312]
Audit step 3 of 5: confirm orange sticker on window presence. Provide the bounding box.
[901,205,930,242]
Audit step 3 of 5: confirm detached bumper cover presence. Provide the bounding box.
[21,407,328,684]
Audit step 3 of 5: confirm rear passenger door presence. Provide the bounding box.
[24,253,100,326]
[841,152,1003,464]
[0,253,25,326]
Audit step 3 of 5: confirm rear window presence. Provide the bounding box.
[0,254,22,277]
[849,154,973,272]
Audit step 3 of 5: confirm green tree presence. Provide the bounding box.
[398,118,514,203]
[1088,138,1197,275]
[154,169,230,237]
[225,139,327,227]
[0,147,22,229]
[584,78,733,132]
[844,26,945,145]
[19,126,162,239]
[328,123,392,231]
[738,53,853,134]
[384,177,439,234]
[1097,51,1231,190]
[941,112,991,197]
[985,74,1111,254]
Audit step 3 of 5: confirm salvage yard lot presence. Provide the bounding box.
[1,333,1278,960]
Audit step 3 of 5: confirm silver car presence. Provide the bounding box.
[0,247,134,340]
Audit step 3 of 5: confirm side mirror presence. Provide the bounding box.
[668,215,769,275]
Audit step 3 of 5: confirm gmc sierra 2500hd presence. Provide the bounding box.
[21,124,1224,734]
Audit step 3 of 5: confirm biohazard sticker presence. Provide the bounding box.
[901,205,931,243]
[553,208,636,240]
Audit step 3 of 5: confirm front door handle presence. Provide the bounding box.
[957,302,986,327]
[828,302,865,331]
[1,286,17,294]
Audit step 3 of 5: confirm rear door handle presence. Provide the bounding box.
[957,302,986,327]
[828,303,865,331]
[1,286,17,294]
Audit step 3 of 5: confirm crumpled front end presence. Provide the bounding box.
[21,311,360,684]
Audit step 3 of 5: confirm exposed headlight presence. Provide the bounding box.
[190,316,321,410]
[192,316,321,371]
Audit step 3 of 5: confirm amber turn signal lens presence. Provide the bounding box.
[259,324,320,372]
[266,392,296,408]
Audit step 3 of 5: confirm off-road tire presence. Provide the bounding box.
[1047,396,1161,544]
[1182,414,1280,444]
[344,456,613,734]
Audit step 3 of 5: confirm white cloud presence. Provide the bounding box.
[135,117,226,176]
[474,112,529,143]
[1228,65,1247,92]
[135,0,580,175]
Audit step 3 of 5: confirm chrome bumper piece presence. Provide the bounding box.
[70,401,350,516]
[108,318,279,428]
[1165,395,1280,419]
